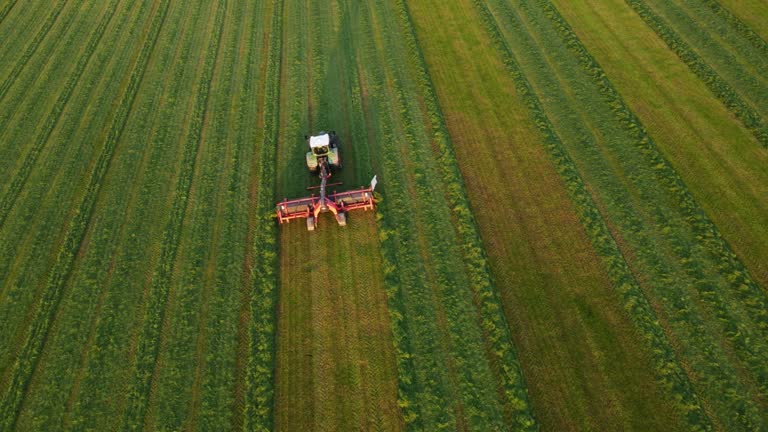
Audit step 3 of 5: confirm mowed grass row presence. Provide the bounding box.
[551,0,768,331]
[0,0,135,395]
[406,0,690,430]
[0,0,114,203]
[477,0,768,429]
[0,0,173,428]
[273,0,401,430]
[622,0,768,147]
[716,0,768,41]
[361,0,537,429]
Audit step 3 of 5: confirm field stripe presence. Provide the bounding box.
[116,1,225,430]
[3,1,163,428]
[623,0,768,147]
[393,1,538,428]
[241,0,283,429]
[0,0,70,104]
[469,1,714,429]
[0,0,170,427]
[61,1,211,428]
[702,0,768,55]
[230,1,274,429]
[477,0,768,428]
[0,0,17,25]
[0,0,124,228]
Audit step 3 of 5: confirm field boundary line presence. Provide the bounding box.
[0,0,122,229]
[470,0,714,429]
[241,0,283,429]
[0,0,170,427]
[623,0,768,148]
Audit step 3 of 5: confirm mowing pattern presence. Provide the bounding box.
[0,1,766,431]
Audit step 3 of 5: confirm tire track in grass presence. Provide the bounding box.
[117,1,225,430]
[623,0,768,147]
[241,0,282,429]
[0,0,169,427]
[140,2,225,428]
[0,0,70,103]
[0,0,124,228]
[469,1,713,430]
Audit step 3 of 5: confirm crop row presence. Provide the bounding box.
[0,0,17,25]
[2,1,166,429]
[193,2,269,430]
[240,1,283,430]
[470,0,715,429]
[0,0,123,381]
[482,0,768,428]
[700,0,768,55]
[623,0,768,147]
[351,3,461,428]
[63,2,210,428]
[143,2,249,429]
[538,0,768,366]
[0,0,122,227]
[0,0,170,429]
[117,1,225,430]
[353,0,535,428]
[394,1,538,429]
[0,0,70,103]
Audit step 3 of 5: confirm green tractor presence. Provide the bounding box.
[306,131,341,174]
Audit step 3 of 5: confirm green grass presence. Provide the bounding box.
[1,1,767,430]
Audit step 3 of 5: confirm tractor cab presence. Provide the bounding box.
[306,131,341,173]
[309,134,331,156]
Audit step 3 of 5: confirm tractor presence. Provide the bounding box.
[276,131,377,231]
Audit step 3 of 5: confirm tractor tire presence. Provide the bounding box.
[307,216,316,231]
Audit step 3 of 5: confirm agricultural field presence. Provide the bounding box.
[0,0,766,431]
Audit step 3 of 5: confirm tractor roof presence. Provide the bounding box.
[309,133,330,148]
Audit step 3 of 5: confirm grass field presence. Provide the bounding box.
[0,0,766,430]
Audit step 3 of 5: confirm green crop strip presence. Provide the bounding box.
[623,0,768,148]
[536,0,768,385]
[395,1,538,429]
[0,0,125,228]
[118,1,225,430]
[702,0,768,55]
[470,1,715,430]
[241,0,282,430]
[63,2,207,429]
[0,1,160,428]
[0,0,70,103]
[0,0,169,428]
[0,0,17,25]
